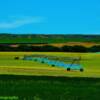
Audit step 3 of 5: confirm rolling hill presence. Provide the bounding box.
[0,33,100,43]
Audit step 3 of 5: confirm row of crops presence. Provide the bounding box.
[22,55,84,72]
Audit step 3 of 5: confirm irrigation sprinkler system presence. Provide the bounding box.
[22,55,84,72]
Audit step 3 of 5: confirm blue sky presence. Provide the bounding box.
[0,0,99,34]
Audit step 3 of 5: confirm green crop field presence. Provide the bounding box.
[0,75,100,100]
[0,34,100,43]
[0,52,100,100]
[0,52,100,77]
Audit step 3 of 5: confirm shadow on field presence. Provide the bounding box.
[0,74,100,81]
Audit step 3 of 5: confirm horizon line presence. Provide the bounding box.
[0,33,100,35]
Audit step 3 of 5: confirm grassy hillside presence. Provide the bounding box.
[0,34,100,43]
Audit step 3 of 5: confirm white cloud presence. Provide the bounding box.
[0,16,44,28]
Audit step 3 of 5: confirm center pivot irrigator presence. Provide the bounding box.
[23,55,84,72]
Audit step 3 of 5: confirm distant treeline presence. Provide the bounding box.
[0,44,100,52]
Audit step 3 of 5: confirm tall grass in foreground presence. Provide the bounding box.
[0,75,100,100]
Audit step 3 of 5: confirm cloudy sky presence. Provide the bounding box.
[0,0,99,34]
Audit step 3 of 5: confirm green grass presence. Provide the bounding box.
[0,52,99,77]
[0,75,100,100]
[0,52,100,99]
